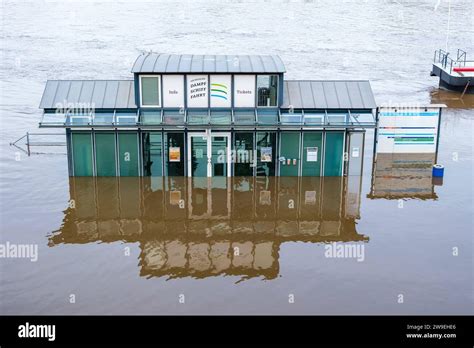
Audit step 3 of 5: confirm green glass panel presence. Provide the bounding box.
[118,133,139,176]
[211,136,228,177]
[279,132,300,177]
[95,133,116,176]
[140,110,162,125]
[256,132,276,177]
[72,133,93,176]
[188,110,209,124]
[257,109,278,125]
[234,110,255,125]
[191,135,208,177]
[141,76,159,106]
[164,133,185,176]
[210,110,231,125]
[142,132,163,176]
[323,132,344,176]
[234,132,254,176]
[302,132,322,177]
[163,110,185,125]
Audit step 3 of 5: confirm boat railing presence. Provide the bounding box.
[434,48,473,74]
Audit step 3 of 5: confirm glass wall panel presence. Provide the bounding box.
[67,111,91,126]
[115,111,138,125]
[163,110,185,125]
[280,110,303,124]
[323,132,344,176]
[92,111,114,125]
[302,132,322,176]
[257,109,279,125]
[142,132,163,176]
[279,132,300,176]
[95,133,116,176]
[140,76,160,106]
[140,110,162,125]
[118,133,139,176]
[303,111,325,125]
[72,132,93,176]
[211,135,228,176]
[234,132,254,176]
[210,110,231,125]
[233,109,255,125]
[165,132,185,176]
[190,135,208,177]
[326,111,348,125]
[257,75,278,107]
[256,132,276,177]
[187,110,209,124]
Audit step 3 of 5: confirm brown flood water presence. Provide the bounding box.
[0,0,473,315]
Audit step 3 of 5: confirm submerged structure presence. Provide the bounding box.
[39,53,377,177]
[431,49,473,94]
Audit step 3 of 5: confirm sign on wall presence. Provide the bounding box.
[169,147,181,162]
[162,75,184,108]
[187,75,208,108]
[377,106,442,154]
[234,75,255,108]
[210,75,231,108]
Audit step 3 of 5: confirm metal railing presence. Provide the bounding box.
[434,48,473,74]
[10,132,66,156]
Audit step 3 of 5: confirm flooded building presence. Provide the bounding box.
[39,53,377,177]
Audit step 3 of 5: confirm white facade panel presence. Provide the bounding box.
[210,75,232,108]
[234,75,255,108]
[162,75,184,108]
[187,75,208,108]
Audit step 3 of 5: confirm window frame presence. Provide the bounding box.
[256,74,279,108]
[139,75,161,108]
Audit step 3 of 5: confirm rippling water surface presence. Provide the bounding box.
[0,0,473,314]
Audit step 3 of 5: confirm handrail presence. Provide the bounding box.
[434,48,471,73]
[10,132,66,156]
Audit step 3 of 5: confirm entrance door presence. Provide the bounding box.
[187,132,231,177]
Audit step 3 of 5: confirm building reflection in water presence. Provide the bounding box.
[368,153,439,200]
[49,176,368,280]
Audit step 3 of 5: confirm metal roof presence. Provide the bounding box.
[39,80,136,109]
[282,80,377,110]
[131,53,286,73]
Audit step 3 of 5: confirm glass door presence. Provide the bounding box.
[188,133,208,177]
[187,132,231,177]
[211,133,231,177]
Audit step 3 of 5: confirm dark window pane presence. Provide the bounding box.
[234,132,254,176]
[257,75,278,107]
[142,132,163,176]
[165,132,185,176]
[256,132,276,176]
